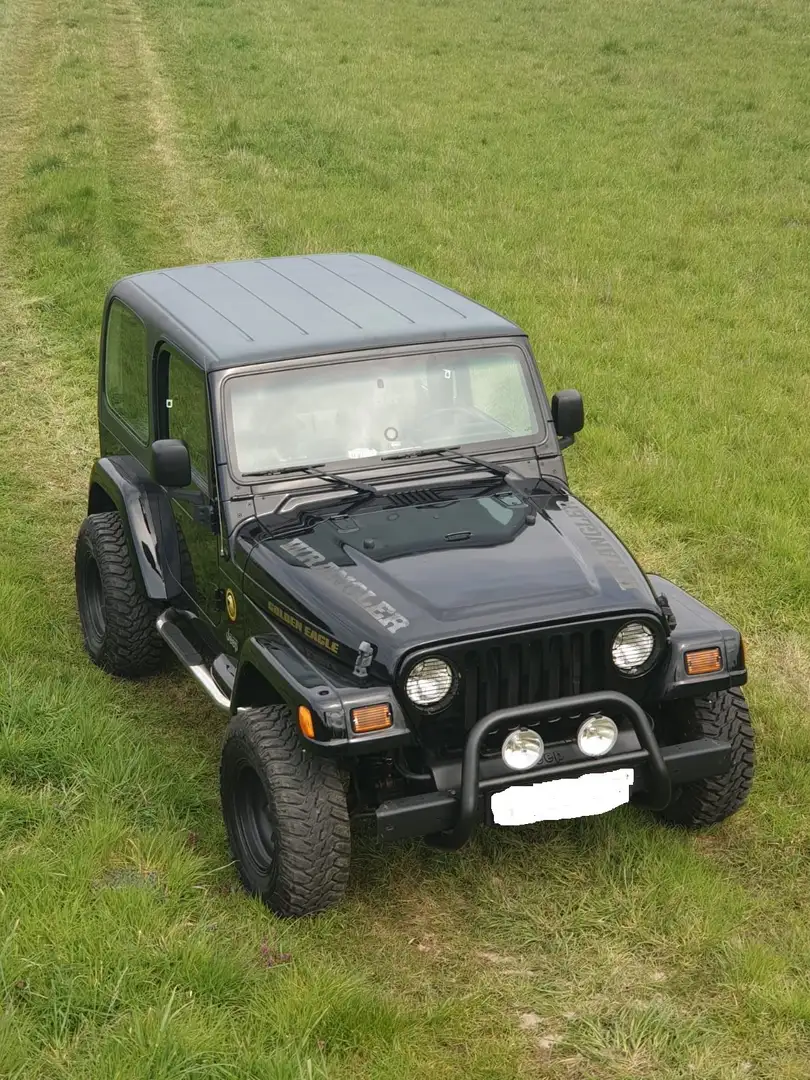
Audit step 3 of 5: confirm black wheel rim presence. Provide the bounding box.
[79,550,106,648]
[232,766,277,883]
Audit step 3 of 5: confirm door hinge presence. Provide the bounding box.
[192,502,220,534]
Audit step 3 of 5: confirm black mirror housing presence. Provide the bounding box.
[551,389,585,442]
[150,439,192,489]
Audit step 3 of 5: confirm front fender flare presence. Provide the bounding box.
[233,626,412,753]
[233,631,341,717]
[88,457,182,602]
[649,575,746,699]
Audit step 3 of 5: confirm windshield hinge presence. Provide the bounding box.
[193,501,220,535]
[657,593,677,631]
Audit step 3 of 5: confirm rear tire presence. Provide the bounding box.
[75,512,165,677]
[220,705,350,917]
[655,688,754,828]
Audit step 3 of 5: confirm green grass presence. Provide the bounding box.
[1,0,809,1075]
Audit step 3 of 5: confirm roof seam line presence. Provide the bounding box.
[161,272,254,341]
[351,254,469,319]
[209,265,309,336]
[257,261,364,329]
[306,256,415,324]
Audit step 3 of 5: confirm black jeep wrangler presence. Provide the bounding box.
[75,254,754,917]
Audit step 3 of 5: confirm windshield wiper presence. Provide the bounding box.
[298,465,380,495]
[381,445,511,480]
[246,462,379,496]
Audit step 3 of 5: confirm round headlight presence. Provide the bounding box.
[502,728,544,771]
[611,622,655,675]
[405,658,455,708]
[577,714,619,757]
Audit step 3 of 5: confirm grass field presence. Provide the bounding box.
[1,0,809,1075]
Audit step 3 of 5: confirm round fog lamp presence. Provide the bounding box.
[502,728,544,771]
[577,715,619,758]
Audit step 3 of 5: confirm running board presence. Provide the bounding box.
[156,610,231,712]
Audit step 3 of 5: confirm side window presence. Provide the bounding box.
[166,348,210,485]
[105,300,149,441]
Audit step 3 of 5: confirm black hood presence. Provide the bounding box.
[241,483,661,673]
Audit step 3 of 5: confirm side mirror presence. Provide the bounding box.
[149,439,191,489]
[551,389,584,445]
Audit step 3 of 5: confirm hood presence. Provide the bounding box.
[241,484,661,673]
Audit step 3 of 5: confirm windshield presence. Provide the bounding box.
[224,345,543,476]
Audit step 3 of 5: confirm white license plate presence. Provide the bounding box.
[491,769,634,826]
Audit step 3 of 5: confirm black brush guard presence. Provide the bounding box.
[376,691,732,848]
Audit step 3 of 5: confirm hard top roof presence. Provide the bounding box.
[114,253,524,370]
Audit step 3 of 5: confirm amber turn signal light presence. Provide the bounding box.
[298,706,315,739]
[685,647,723,676]
[350,703,393,733]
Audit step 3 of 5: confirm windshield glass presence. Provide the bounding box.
[224,346,542,476]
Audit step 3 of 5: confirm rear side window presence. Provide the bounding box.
[105,300,149,441]
[166,348,209,483]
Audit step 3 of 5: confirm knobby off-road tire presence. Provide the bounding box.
[75,511,165,677]
[655,688,755,828]
[220,706,351,917]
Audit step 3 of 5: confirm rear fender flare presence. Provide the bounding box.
[87,457,183,602]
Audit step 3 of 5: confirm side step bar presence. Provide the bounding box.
[156,610,231,711]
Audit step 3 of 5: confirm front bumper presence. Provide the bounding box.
[375,691,731,848]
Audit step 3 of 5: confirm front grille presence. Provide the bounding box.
[399,617,660,755]
[455,627,608,728]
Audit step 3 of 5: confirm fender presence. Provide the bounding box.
[87,456,183,602]
[233,625,411,754]
[648,575,746,700]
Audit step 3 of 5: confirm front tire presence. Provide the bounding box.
[655,688,755,828]
[220,706,350,917]
[75,512,165,677]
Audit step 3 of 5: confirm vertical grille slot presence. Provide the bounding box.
[546,635,561,699]
[519,641,533,705]
[483,649,500,718]
[571,632,584,695]
[462,650,479,729]
[505,643,521,707]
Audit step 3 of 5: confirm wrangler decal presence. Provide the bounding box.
[280,538,410,634]
[561,504,639,591]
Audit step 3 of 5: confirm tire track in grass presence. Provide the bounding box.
[0,9,527,1080]
[0,0,239,753]
[0,0,252,533]
[0,8,548,1077]
[109,0,252,263]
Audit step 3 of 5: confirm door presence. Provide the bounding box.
[157,344,222,626]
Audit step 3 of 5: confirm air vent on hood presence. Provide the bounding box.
[263,513,321,540]
[385,488,451,508]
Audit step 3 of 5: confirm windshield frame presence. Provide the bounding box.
[213,336,552,488]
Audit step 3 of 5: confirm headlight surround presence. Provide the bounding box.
[405,657,456,710]
[611,621,656,676]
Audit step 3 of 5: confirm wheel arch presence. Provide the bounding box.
[87,456,183,602]
[231,661,286,710]
[88,482,117,515]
